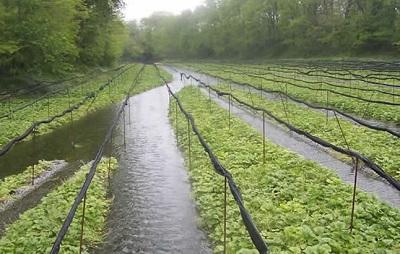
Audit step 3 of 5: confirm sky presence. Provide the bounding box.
[122,0,205,21]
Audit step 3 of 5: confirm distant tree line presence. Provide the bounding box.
[2,0,399,78]
[0,0,127,76]
[126,0,400,59]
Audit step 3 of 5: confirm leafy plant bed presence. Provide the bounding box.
[0,158,118,253]
[184,63,400,125]
[0,64,172,147]
[213,83,400,182]
[0,160,67,210]
[170,86,400,253]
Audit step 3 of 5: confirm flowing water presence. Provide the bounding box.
[0,105,117,179]
[2,65,398,252]
[99,69,211,253]
[1,69,211,252]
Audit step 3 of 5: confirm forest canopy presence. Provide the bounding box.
[1,0,400,78]
[0,0,127,76]
[127,0,400,59]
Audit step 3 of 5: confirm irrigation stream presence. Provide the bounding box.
[1,68,211,252]
[99,68,211,253]
[0,106,117,179]
[174,66,400,208]
[1,65,398,252]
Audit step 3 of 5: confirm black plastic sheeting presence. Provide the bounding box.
[155,65,269,254]
[211,65,400,97]
[180,72,400,193]
[187,69,400,138]
[195,67,400,106]
[49,65,145,254]
[225,63,400,87]
[0,65,136,158]
[0,64,127,103]
[0,65,131,119]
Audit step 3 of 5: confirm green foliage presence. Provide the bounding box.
[185,62,400,180]
[77,0,127,67]
[170,86,400,253]
[0,158,118,253]
[0,64,170,147]
[190,62,400,124]
[188,64,400,125]
[0,0,82,75]
[0,160,51,202]
[218,82,400,180]
[0,0,127,77]
[130,0,400,59]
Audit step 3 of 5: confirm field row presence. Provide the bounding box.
[182,63,400,125]
[0,158,117,253]
[0,64,171,148]
[171,86,400,253]
[0,64,173,252]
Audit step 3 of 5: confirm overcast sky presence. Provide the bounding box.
[122,0,205,21]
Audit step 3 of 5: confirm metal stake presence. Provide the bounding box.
[123,108,126,149]
[208,86,211,113]
[79,194,87,254]
[187,119,192,170]
[68,88,71,108]
[393,85,395,104]
[67,88,74,149]
[8,97,12,119]
[326,91,329,125]
[128,97,131,125]
[108,80,111,99]
[228,95,231,130]
[32,101,35,123]
[47,95,50,118]
[285,83,288,105]
[262,111,266,164]
[31,128,36,186]
[224,177,227,254]
[349,158,359,233]
[175,100,179,139]
[108,131,113,182]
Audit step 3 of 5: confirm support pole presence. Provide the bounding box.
[187,119,192,170]
[208,86,211,113]
[248,87,254,106]
[175,100,179,140]
[224,176,227,254]
[108,131,113,182]
[228,95,231,130]
[285,83,288,105]
[47,95,50,118]
[31,128,36,186]
[128,96,131,125]
[262,111,266,164]
[326,91,329,125]
[32,101,35,123]
[108,80,112,99]
[123,108,126,149]
[68,88,74,149]
[349,158,359,233]
[393,85,395,104]
[8,97,12,119]
[79,194,87,254]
